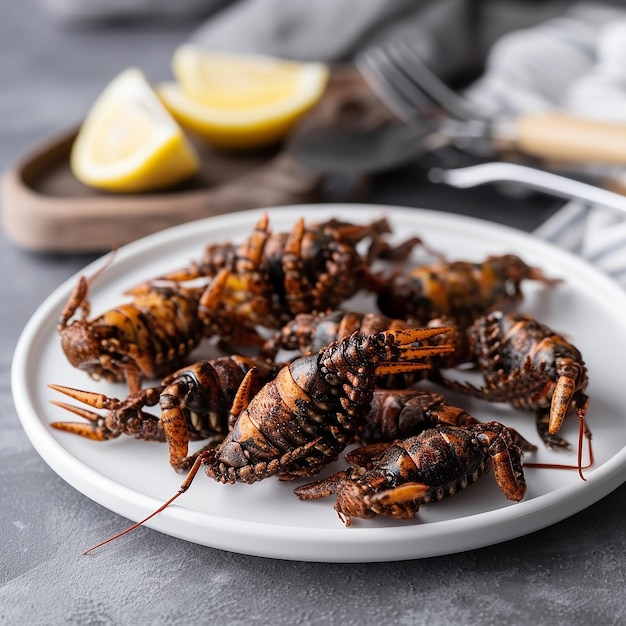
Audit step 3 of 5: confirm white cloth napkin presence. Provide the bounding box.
[533,200,626,288]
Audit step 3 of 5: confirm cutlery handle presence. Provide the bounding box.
[497,113,626,165]
[430,162,626,215]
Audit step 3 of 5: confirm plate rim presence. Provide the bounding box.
[12,203,626,562]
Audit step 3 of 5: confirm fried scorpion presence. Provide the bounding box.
[294,421,527,525]
[58,272,208,394]
[444,310,591,478]
[204,327,454,484]
[374,254,560,330]
[49,355,280,472]
[360,388,537,454]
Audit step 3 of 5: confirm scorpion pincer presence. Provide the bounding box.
[261,310,467,380]
[49,355,280,472]
[294,421,527,526]
[58,269,206,394]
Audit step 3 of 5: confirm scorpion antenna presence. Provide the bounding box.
[83,451,208,555]
[87,248,118,288]
[58,249,119,329]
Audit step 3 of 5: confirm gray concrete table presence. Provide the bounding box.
[2,3,625,625]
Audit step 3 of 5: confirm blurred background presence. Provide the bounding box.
[10,0,613,255]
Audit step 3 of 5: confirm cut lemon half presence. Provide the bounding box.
[71,67,201,193]
[157,45,329,149]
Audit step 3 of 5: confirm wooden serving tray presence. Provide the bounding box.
[1,127,328,253]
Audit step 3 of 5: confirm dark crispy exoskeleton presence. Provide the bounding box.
[200,328,455,484]
[58,275,205,393]
[150,214,413,331]
[261,310,412,358]
[359,388,537,452]
[295,422,527,525]
[451,310,590,451]
[261,310,468,383]
[49,356,280,471]
[375,254,560,330]
[359,388,484,444]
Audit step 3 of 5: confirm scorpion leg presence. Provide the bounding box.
[57,275,90,329]
[536,408,571,450]
[345,443,393,469]
[549,374,577,435]
[294,469,383,525]
[475,423,527,502]
[159,391,201,473]
[198,269,264,346]
[282,217,313,315]
[294,470,351,500]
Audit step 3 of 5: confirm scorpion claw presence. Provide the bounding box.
[368,482,430,506]
[49,397,117,441]
[50,399,103,423]
[549,375,576,435]
[48,383,121,410]
[50,424,107,440]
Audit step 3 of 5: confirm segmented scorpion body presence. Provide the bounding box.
[294,421,527,525]
[375,254,560,330]
[49,355,280,472]
[197,327,454,484]
[58,274,206,394]
[447,310,590,454]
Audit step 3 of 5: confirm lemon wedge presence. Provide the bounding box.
[157,45,329,149]
[71,67,201,193]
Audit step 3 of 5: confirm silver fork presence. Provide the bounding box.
[355,38,480,122]
[430,162,626,216]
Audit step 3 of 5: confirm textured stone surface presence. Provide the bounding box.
[2,2,625,624]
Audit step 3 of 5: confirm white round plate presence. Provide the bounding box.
[12,204,626,562]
